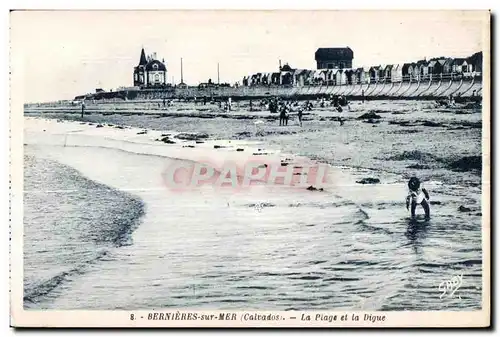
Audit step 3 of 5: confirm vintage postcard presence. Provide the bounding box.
[9,9,490,328]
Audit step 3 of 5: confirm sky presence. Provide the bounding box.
[11,10,489,103]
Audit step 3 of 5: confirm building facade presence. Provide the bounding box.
[133,48,167,88]
[315,47,354,69]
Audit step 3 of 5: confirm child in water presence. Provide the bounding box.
[406,177,430,220]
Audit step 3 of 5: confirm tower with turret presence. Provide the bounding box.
[133,47,167,88]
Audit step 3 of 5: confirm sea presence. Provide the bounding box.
[22,116,483,311]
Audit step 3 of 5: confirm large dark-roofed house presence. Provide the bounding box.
[133,47,167,88]
[315,47,354,70]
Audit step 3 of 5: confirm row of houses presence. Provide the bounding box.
[242,52,482,87]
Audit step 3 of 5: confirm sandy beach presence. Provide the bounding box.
[23,99,483,311]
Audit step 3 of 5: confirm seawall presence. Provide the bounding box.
[126,78,482,101]
[25,77,482,110]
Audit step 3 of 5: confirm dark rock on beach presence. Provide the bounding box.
[158,136,175,144]
[462,102,481,109]
[137,130,148,134]
[234,131,253,138]
[389,150,435,161]
[458,205,472,212]
[461,121,482,129]
[357,111,382,120]
[406,163,431,169]
[388,120,414,127]
[96,124,104,128]
[236,148,244,152]
[448,156,482,172]
[175,132,209,141]
[306,185,324,191]
[421,120,443,127]
[356,177,380,184]
[388,129,421,134]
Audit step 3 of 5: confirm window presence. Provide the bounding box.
[155,74,160,82]
[153,63,159,70]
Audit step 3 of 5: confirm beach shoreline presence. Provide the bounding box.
[25,99,482,187]
[21,99,484,310]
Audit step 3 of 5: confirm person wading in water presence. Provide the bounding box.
[405,176,431,220]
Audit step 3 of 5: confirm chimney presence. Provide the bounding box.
[279,59,282,71]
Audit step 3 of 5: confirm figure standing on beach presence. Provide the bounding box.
[249,100,253,111]
[362,90,365,103]
[448,94,455,107]
[285,104,290,126]
[298,107,303,127]
[279,104,287,126]
[405,177,430,220]
[81,100,85,118]
[269,99,278,114]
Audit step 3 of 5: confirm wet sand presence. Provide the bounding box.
[22,99,484,310]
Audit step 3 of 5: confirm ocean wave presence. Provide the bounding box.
[23,154,145,307]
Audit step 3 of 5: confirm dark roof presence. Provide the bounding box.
[315,47,353,61]
[402,63,412,71]
[139,48,147,66]
[468,51,482,63]
[145,59,166,71]
[281,64,294,72]
[452,58,467,65]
